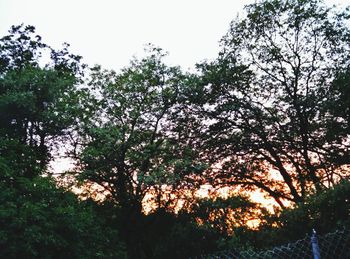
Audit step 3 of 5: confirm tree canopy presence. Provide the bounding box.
[75,46,206,214]
[0,25,126,258]
[0,0,349,258]
[191,0,350,207]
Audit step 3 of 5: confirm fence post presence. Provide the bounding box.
[311,229,321,259]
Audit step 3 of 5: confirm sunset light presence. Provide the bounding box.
[1,0,349,258]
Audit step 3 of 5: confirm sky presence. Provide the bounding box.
[1,0,349,72]
[0,0,348,71]
[0,0,254,71]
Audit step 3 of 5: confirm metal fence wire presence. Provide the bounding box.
[191,227,350,259]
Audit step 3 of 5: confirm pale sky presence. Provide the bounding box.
[0,0,251,71]
[0,0,348,71]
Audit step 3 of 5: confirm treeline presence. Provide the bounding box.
[0,0,349,258]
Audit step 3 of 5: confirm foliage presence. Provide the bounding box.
[191,0,350,207]
[0,24,86,176]
[325,67,350,143]
[189,195,265,235]
[278,178,350,235]
[76,46,204,213]
[0,25,126,258]
[0,168,126,258]
[1,0,350,256]
[123,209,221,259]
[201,180,349,253]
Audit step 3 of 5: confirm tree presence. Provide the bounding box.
[73,46,208,257]
[0,25,126,258]
[189,195,264,236]
[0,24,86,177]
[326,68,350,137]
[0,159,126,258]
[250,179,350,248]
[80,46,206,210]
[192,0,350,207]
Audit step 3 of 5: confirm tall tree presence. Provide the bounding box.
[74,47,208,258]
[0,25,85,177]
[0,25,127,258]
[193,0,350,207]
[76,46,204,215]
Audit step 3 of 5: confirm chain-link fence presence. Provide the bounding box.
[191,227,350,259]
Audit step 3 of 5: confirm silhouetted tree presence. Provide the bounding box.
[192,0,350,207]
[0,25,86,176]
[0,25,126,258]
